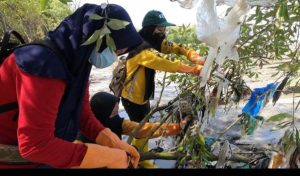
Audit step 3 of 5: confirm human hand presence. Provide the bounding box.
[116,140,140,168]
[188,51,206,65]
[78,143,129,168]
[160,124,181,136]
[192,65,203,76]
[95,128,140,168]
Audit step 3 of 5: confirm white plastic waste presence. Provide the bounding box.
[196,0,249,87]
[172,0,200,9]
[172,0,277,9]
[216,0,278,7]
[171,0,277,88]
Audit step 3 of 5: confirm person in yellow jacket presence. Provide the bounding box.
[76,91,187,168]
[120,10,205,168]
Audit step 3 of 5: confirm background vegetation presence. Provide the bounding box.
[0,0,72,42]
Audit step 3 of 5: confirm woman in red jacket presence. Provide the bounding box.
[0,3,142,169]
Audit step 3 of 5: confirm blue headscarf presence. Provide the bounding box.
[13,3,142,141]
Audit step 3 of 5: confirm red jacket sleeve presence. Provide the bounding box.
[79,83,105,141]
[16,67,86,168]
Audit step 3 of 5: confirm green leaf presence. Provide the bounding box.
[281,3,289,21]
[267,113,293,122]
[276,4,283,20]
[271,121,291,131]
[81,29,101,46]
[100,25,111,35]
[176,146,184,152]
[107,19,130,30]
[90,14,104,20]
[197,133,205,146]
[81,25,110,46]
[296,128,300,147]
[95,38,103,52]
[277,63,293,72]
[106,34,116,51]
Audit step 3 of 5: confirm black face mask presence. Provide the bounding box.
[152,32,166,51]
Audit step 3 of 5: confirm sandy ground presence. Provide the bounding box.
[89,61,300,168]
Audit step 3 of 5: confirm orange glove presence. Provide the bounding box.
[79,143,129,168]
[122,120,181,138]
[188,51,206,65]
[192,65,203,76]
[178,64,202,76]
[159,123,181,136]
[95,128,140,168]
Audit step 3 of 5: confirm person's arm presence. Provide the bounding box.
[122,120,181,138]
[79,83,105,142]
[137,49,201,75]
[16,69,86,168]
[16,68,131,168]
[160,40,205,65]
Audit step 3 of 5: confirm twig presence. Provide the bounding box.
[140,151,185,161]
[140,151,253,164]
[139,112,173,150]
[215,114,246,142]
[292,79,300,127]
[155,72,167,108]
[127,84,198,144]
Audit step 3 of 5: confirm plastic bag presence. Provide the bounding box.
[196,0,220,48]
[216,0,277,7]
[242,83,277,117]
[172,0,200,9]
[197,0,249,87]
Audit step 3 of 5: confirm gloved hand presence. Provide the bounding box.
[159,123,181,136]
[122,120,181,138]
[95,128,140,168]
[192,65,203,76]
[188,50,206,65]
[79,143,129,168]
[178,64,202,76]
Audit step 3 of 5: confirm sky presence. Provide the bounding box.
[79,0,198,29]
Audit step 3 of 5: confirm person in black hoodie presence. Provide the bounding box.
[76,92,187,168]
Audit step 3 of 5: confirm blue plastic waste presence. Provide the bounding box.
[241,83,277,135]
[242,83,277,116]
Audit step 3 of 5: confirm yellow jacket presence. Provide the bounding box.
[121,40,194,105]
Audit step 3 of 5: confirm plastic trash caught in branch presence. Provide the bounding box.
[242,83,277,117]
[196,0,249,87]
[171,0,278,9]
[170,0,200,9]
[216,0,278,7]
[171,0,278,88]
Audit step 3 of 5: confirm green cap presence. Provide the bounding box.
[142,10,176,27]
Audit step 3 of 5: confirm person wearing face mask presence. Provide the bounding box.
[0,3,142,169]
[119,10,205,168]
